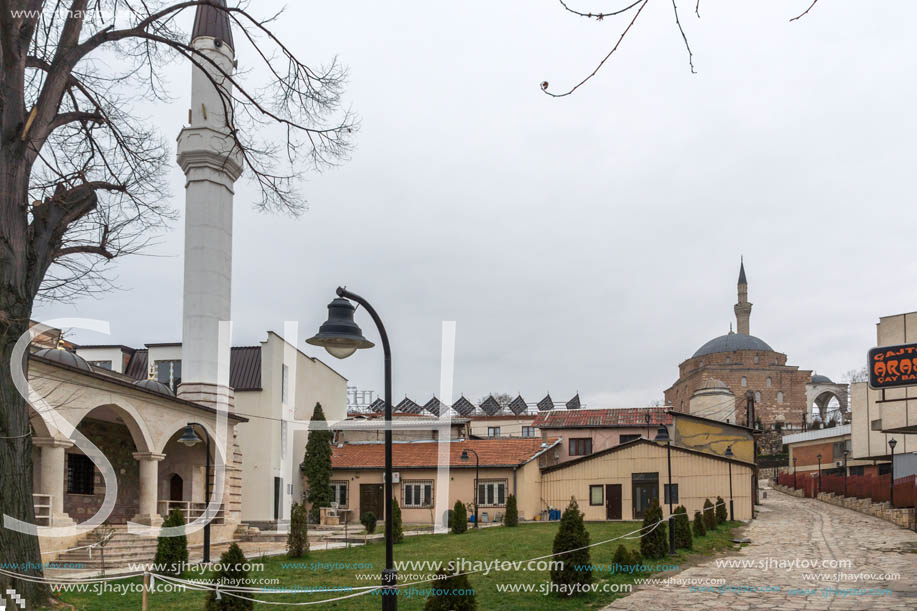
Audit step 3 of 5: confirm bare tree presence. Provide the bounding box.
[0,0,354,603]
[540,0,823,97]
[843,367,868,384]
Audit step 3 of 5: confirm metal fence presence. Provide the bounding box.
[777,471,916,508]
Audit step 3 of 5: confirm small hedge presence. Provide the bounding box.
[693,510,706,537]
[451,500,467,534]
[672,505,692,550]
[640,500,668,560]
[391,499,404,544]
[716,496,728,524]
[153,509,188,577]
[549,497,592,596]
[361,512,377,534]
[287,502,309,558]
[206,543,253,610]
[505,494,518,527]
[703,499,716,531]
[424,568,477,610]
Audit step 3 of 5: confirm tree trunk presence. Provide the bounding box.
[0,309,50,605]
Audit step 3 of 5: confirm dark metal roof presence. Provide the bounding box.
[124,346,262,390]
[191,0,234,50]
[537,394,554,412]
[480,396,502,416]
[692,333,774,358]
[508,395,528,415]
[34,348,91,372]
[811,374,833,384]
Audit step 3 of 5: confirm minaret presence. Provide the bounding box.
[734,258,752,335]
[176,0,242,408]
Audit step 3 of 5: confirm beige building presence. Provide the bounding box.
[28,347,247,558]
[327,438,560,524]
[541,438,754,521]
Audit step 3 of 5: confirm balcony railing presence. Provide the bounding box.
[158,500,225,525]
[33,493,51,526]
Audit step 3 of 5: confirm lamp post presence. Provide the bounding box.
[178,423,211,563]
[843,449,849,497]
[460,448,480,528]
[793,456,797,489]
[889,438,897,508]
[817,453,822,494]
[654,425,676,555]
[724,446,735,521]
[307,288,397,609]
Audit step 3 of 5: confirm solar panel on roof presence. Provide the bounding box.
[566,393,581,410]
[537,394,554,411]
[368,398,385,413]
[480,396,501,416]
[396,397,422,414]
[423,396,443,416]
[508,395,528,415]
[453,396,476,416]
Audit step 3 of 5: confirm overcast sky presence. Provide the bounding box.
[34,1,917,409]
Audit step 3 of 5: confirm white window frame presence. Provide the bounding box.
[402,480,433,508]
[476,479,507,508]
[330,480,348,508]
[521,426,536,438]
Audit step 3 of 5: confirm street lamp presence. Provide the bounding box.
[843,449,849,497]
[460,449,480,528]
[724,446,735,521]
[793,456,797,489]
[308,287,397,609]
[654,425,676,555]
[889,438,897,508]
[817,453,822,494]
[178,423,211,563]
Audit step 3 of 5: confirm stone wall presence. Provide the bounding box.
[64,419,140,524]
[773,484,915,530]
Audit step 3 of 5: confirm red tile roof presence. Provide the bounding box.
[533,407,671,429]
[331,438,558,469]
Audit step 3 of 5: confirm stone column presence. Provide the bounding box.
[33,436,75,526]
[132,452,166,526]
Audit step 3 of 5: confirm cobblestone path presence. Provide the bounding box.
[605,482,917,610]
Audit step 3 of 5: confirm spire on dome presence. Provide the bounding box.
[191,0,234,50]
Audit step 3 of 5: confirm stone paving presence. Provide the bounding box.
[605,481,917,610]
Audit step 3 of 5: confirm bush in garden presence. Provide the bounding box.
[153,509,187,577]
[672,505,692,550]
[361,512,377,534]
[703,499,716,531]
[206,543,253,611]
[423,568,477,610]
[716,496,728,524]
[640,500,667,560]
[286,502,309,558]
[549,497,592,595]
[302,403,334,523]
[693,511,706,537]
[391,498,404,544]
[630,549,644,573]
[505,494,518,527]
[612,544,631,573]
[451,501,467,534]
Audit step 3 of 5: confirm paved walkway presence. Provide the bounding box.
[606,483,917,610]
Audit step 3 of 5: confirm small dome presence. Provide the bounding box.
[33,348,91,371]
[133,378,175,397]
[692,333,774,358]
[811,373,832,384]
[700,378,729,390]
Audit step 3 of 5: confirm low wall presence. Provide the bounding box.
[774,484,915,530]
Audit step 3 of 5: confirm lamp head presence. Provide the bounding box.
[724,445,734,458]
[654,425,669,442]
[889,438,897,450]
[306,296,375,359]
[178,424,202,447]
[460,449,469,461]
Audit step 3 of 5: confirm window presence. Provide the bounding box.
[155,359,182,393]
[569,438,592,456]
[487,427,501,438]
[777,391,784,404]
[403,481,433,508]
[589,485,604,506]
[281,364,289,404]
[88,360,112,370]
[849,466,865,476]
[477,480,507,507]
[878,463,892,475]
[620,434,641,444]
[741,376,748,387]
[521,426,536,438]
[755,391,762,403]
[754,355,760,364]
[766,377,772,388]
[725,356,732,364]
[663,483,679,504]
[66,453,94,495]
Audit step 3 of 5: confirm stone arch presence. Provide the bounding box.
[805,383,849,425]
[70,402,154,453]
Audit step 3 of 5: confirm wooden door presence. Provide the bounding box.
[632,481,658,519]
[605,484,622,520]
[360,483,384,519]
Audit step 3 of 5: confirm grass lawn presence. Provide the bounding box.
[53,520,742,610]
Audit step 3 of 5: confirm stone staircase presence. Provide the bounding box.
[53,526,159,571]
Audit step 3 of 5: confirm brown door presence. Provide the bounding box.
[360,484,384,519]
[169,474,183,501]
[605,484,622,520]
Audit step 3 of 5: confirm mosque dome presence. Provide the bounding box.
[692,333,774,358]
[33,348,91,371]
[133,378,175,397]
[811,373,832,384]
